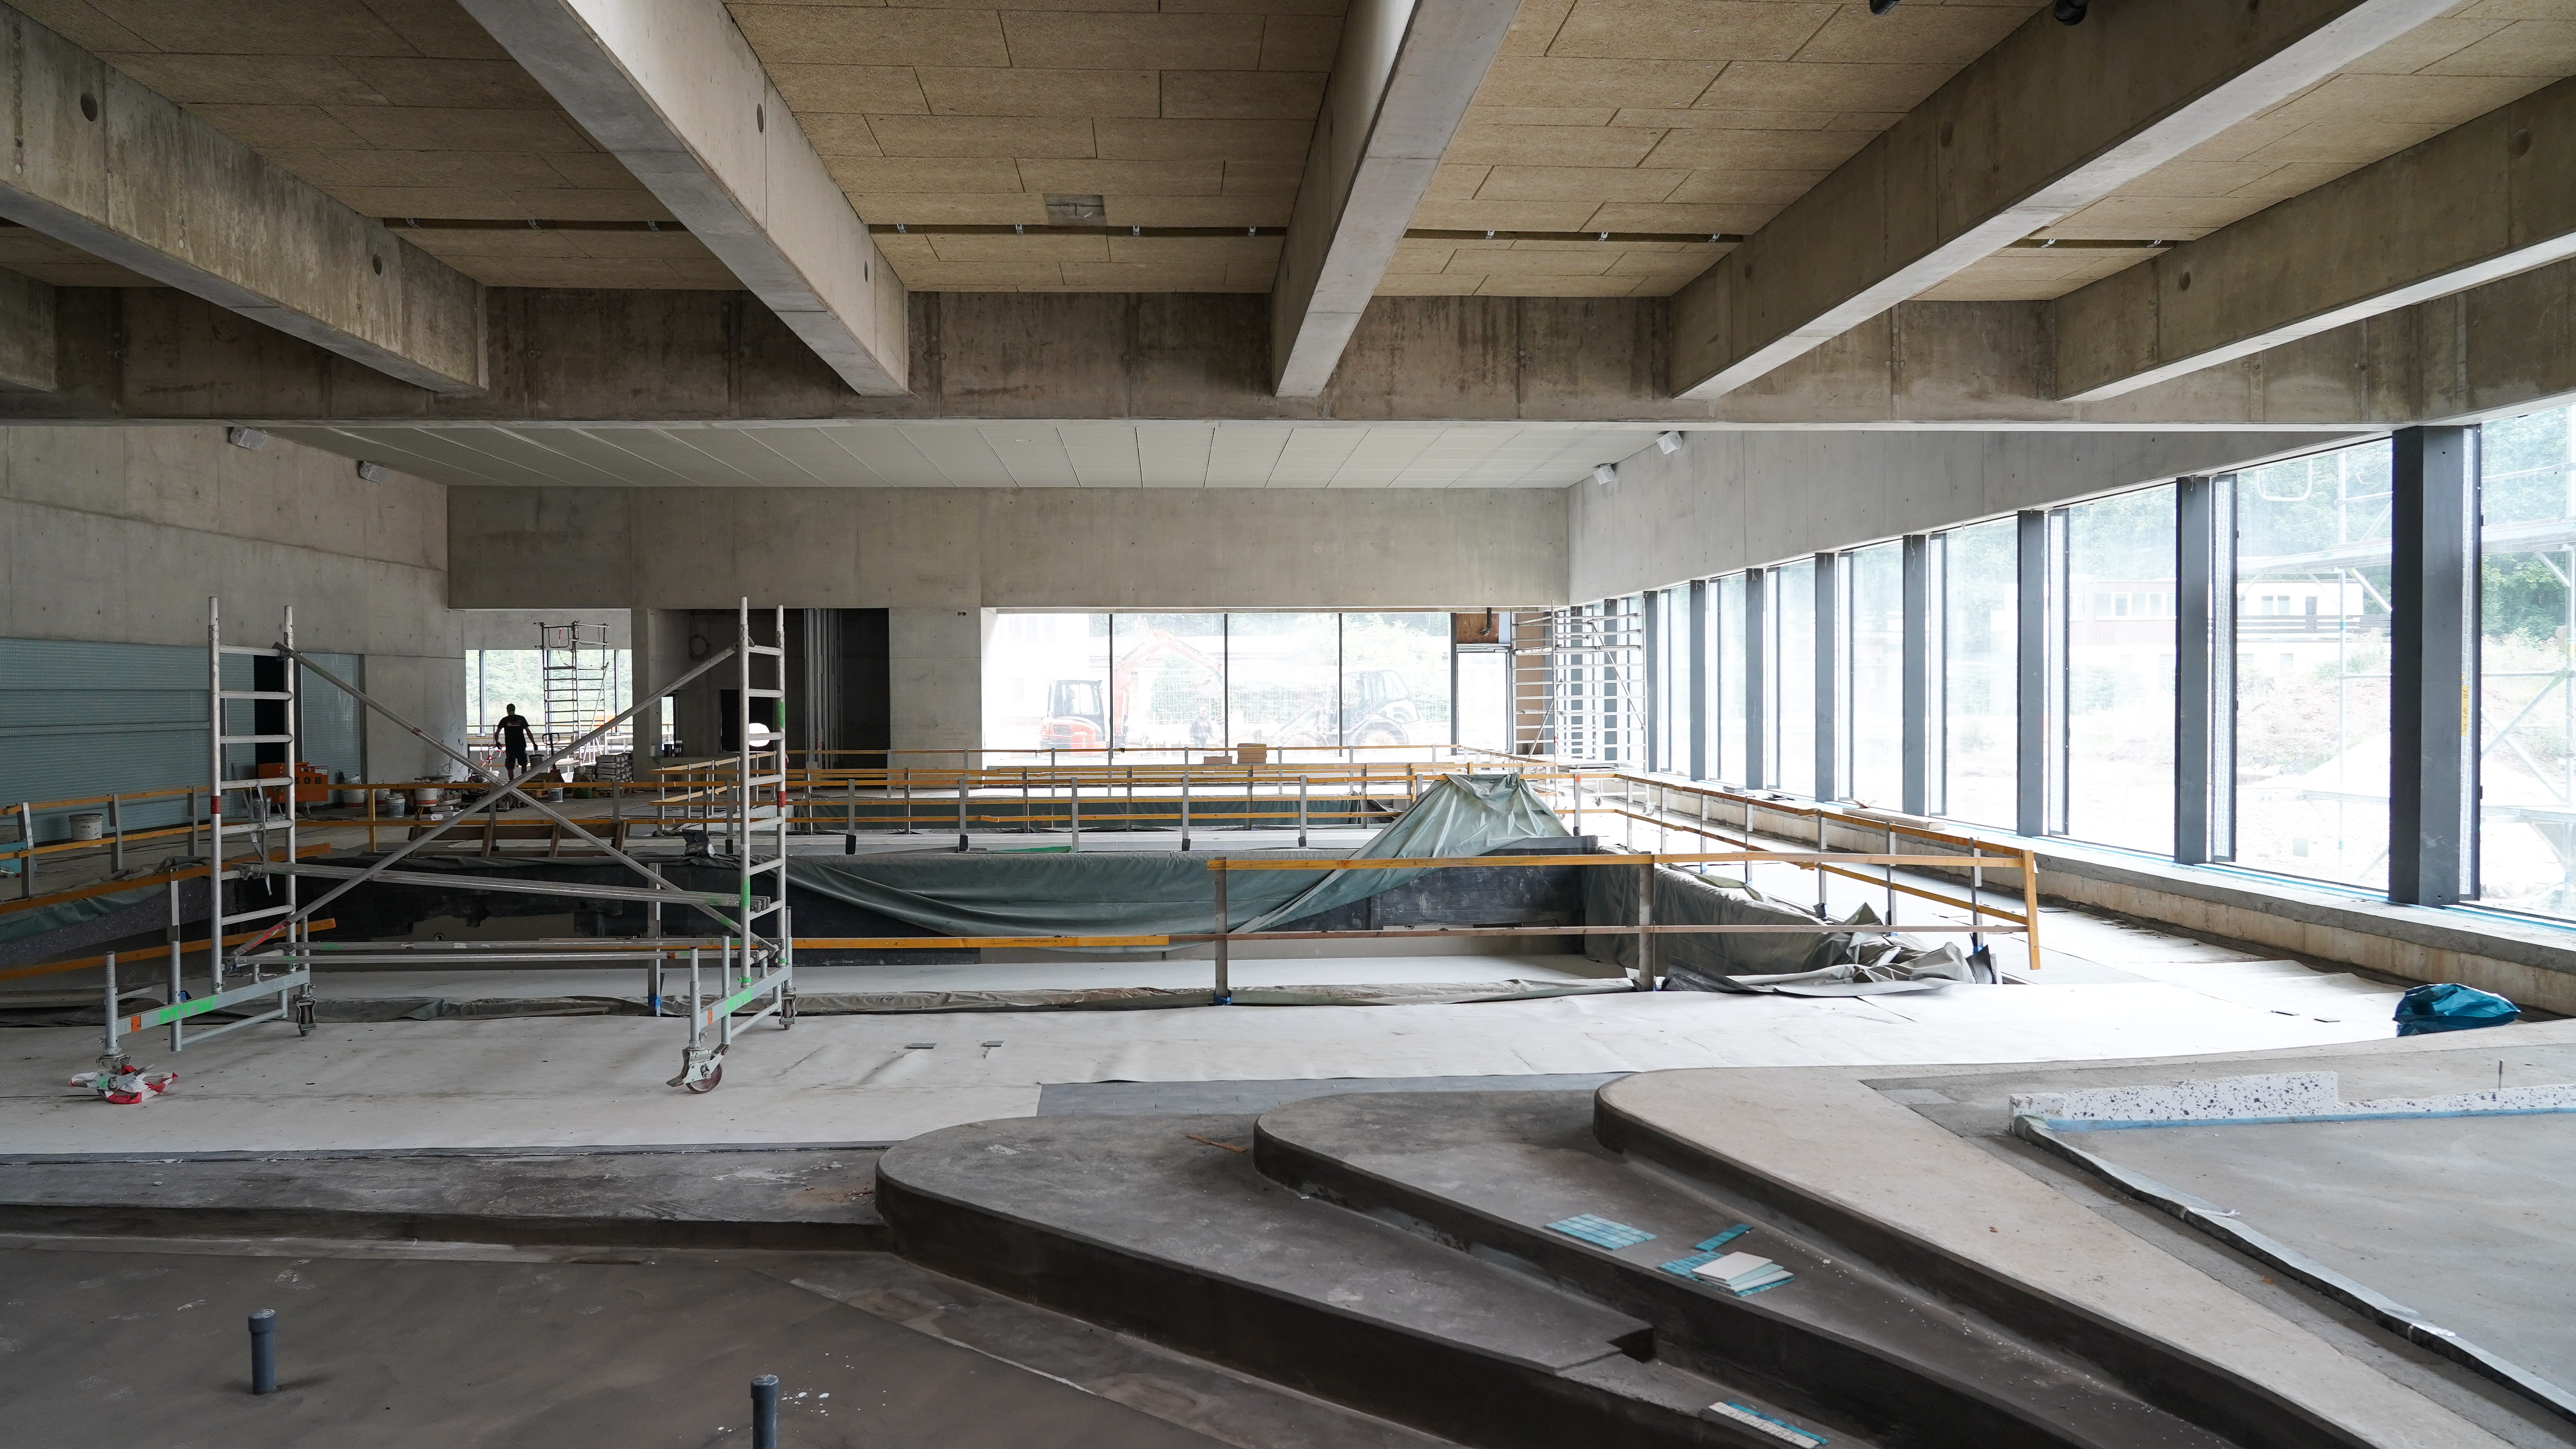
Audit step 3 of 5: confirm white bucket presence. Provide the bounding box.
[67,812,105,841]
[376,791,409,818]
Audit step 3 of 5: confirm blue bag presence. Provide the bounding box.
[2392,982,2519,1036]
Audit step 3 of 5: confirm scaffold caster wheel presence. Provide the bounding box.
[781,993,796,1030]
[684,1063,723,1094]
[293,993,317,1037]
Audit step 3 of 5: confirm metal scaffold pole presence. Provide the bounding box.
[668,600,796,1093]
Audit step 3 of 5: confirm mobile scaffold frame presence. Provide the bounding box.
[203,597,793,1093]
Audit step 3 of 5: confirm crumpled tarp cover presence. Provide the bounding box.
[0,882,164,947]
[784,771,1567,943]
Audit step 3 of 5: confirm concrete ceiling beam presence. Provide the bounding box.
[459,0,908,397]
[8,270,2572,430]
[2055,74,2576,403]
[1666,0,2460,403]
[1270,0,1520,398]
[0,4,486,397]
[0,267,54,391]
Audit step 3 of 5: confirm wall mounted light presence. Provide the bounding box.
[1655,431,1682,455]
[226,427,267,450]
[355,461,390,482]
[1593,464,1618,486]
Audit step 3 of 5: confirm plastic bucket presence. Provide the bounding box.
[67,812,105,841]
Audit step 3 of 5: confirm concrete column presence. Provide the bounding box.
[1743,567,1767,790]
[889,607,984,758]
[0,267,55,391]
[1901,534,1931,817]
[2015,510,2055,840]
[1813,551,1839,803]
[1686,579,1708,782]
[2389,425,2479,906]
[2175,476,2233,864]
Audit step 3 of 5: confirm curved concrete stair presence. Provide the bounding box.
[875,1112,1880,1449]
[1255,1091,2242,1449]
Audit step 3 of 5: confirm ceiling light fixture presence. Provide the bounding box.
[1655,431,1682,455]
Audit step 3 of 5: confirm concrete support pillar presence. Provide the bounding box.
[1813,551,1839,803]
[1743,567,1767,790]
[1901,534,1931,817]
[2390,425,2479,906]
[889,607,985,758]
[2174,476,2234,864]
[2015,509,2056,840]
[1686,578,1708,782]
[0,266,55,391]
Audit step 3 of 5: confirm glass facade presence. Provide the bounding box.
[1941,520,2018,828]
[1844,543,1903,809]
[2478,403,2576,917]
[1770,560,1816,797]
[983,611,1455,759]
[1716,573,1748,785]
[2232,444,2394,889]
[2063,485,2177,852]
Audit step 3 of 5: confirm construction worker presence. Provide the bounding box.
[498,703,534,777]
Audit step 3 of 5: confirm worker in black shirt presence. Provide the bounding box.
[498,704,534,777]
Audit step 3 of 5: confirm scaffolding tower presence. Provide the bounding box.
[131,597,795,1094]
[1512,603,1644,764]
[538,620,616,761]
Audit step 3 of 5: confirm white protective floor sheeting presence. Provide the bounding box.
[0,980,2400,1152]
[303,954,1609,1001]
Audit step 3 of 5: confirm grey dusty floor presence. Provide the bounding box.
[2064,1111,2576,1397]
[0,1243,1227,1449]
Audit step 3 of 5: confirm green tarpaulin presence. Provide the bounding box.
[785,772,1568,943]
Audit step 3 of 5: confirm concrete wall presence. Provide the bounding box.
[0,424,464,779]
[1567,429,2363,600]
[450,485,1566,750]
[448,486,1569,612]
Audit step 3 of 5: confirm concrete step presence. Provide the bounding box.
[875,1110,1866,1449]
[1255,1091,2236,1449]
[1595,1083,2392,1449]
[0,1146,886,1251]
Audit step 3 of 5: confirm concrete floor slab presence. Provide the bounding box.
[0,982,2403,1154]
[0,1244,1227,1449]
[2069,1114,2576,1401]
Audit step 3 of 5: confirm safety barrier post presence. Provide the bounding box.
[1069,778,1081,851]
[1212,865,1230,1004]
[957,769,969,852]
[17,802,32,899]
[109,793,124,873]
[248,1310,277,1394]
[1634,860,1653,991]
[1180,773,1192,852]
[1297,776,1308,847]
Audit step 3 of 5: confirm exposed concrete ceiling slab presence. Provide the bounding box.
[1386,0,2041,297]
[8,0,690,285]
[727,0,1344,291]
[272,419,1665,488]
[1938,0,2576,298]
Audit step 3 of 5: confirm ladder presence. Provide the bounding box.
[538,621,615,763]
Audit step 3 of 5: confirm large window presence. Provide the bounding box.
[984,612,1455,759]
[2233,443,2394,888]
[1940,520,2018,827]
[1226,613,1338,749]
[1769,560,1817,797]
[2478,403,2576,918]
[2064,487,2177,851]
[1716,573,1748,785]
[1844,543,1903,808]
